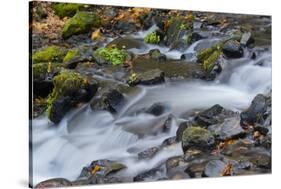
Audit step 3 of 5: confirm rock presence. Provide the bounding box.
[47,71,98,123]
[149,49,166,61]
[133,166,164,182]
[90,89,125,113]
[52,3,83,18]
[194,104,236,127]
[181,127,215,153]
[32,45,67,63]
[114,20,137,34]
[180,53,194,61]
[240,32,255,47]
[184,157,212,178]
[138,146,160,160]
[189,32,205,44]
[202,160,226,177]
[128,69,165,86]
[240,94,268,127]
[176,121,192,142]
[161,136,177,147]
[95,176,124,184]
[165,17,192,50]
[145,102,169,116]
[63,46,94,69]
[208,116,246,140]
[79,159,126,179]
[222,40,244,58]
[35,178,72,188]
[62,11,101,39]
[132,57,203,80]
[107,37,145,50]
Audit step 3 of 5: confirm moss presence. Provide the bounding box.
[197,44,222,72]
[63,49,80,63]
[95,47,127,65]
[62,11,101,39]
[32,63,48,80]
[32,45,67,63]
[47,70,88,118]
[182,127,213,143]
[127,72,139,85]
[144,32,160,44]
[52,3,83,18]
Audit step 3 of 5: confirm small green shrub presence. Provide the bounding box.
[95,47,127,65]
[144,32,160,44]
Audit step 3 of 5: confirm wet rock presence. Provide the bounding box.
[47,71,98,123]
[114,20,137,34]
[208,116,246,140]
[107,37,145,50]
[79,159,126,179]
[161,136,177,147]
[91,89,125,113]
[202,160,226,177]
[145,102,169,116]
[96,176,123,184]
[184,157,212,178]
[149,49,166,61]
[181,127,215,153]
[35,178,72,188]
[138,147,160,160]
[128,69,165,86]
[194,104,236,127]
[240,94,268,127]
[240,32,255,47]
[176,121,192,142]
[222,40,244,58]
[180,53,194,61]
[62,11,101,39]
[63,46,94,69]
[165,17,192,50]
[134,166,164,182]
[189,32,205,44]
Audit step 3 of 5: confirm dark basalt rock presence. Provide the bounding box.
[240,94,268,127]
[48,96,72,124]
[149,49,167,61]
[222,40,244,58]
[128,69,165,86]
[35,178,72,188]
[176,121,192,142]
[202,160,226,177]
[161,136,177,147]
[107,37,145,50]
[194,104,236,127]
[138,147,160,160]
[133,166,164,182]
[208,116,246,140]
[114,20,138,34]
[91,89,125,113]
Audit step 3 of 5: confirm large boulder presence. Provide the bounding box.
[222,40,243,58]
[181,127,215,153]
[62,11,101,39]
[194,104,236,127]
[127,69,165,86]
[47,71,98,123]
[240,94,268,127]
[52,3,83,18]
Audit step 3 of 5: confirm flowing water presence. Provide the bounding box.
[31,34,272,185]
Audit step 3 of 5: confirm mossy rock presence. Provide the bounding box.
[62,11,101,39]
[63,48,81,63]
[182,126,215,152]
[144,32,160,44]
[47,70,98,123]
[52,3,84,18]
[196,44,222,72]
[32,45,67,64]
[94,47,127,65]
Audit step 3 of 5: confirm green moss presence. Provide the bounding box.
[95,47,127,65]
[62,11,101,39]
[144,32,160,44]
[47,70,87,118]
[32,46,67,63]
[32,63,48,80]
[197,44,222,72]
[63,49,80,63]
[182,127,212,142]
[52,3,83,18]
[128,72,139,85]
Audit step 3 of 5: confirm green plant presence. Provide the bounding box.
[95,47,127,65]
[197,44,222,72]
[144,32,160,44]
[63,49,80,63]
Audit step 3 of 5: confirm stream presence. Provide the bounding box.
[32,31,272,185]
